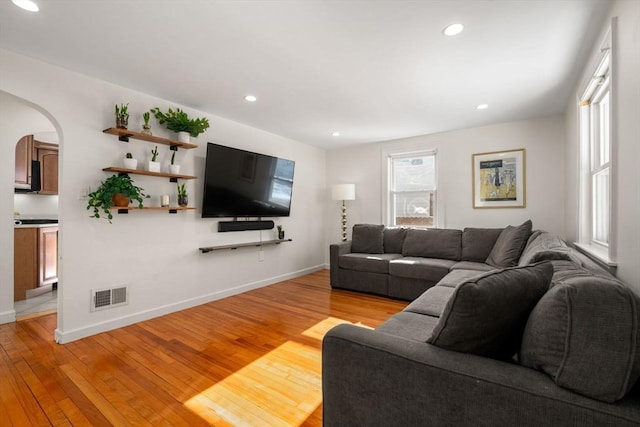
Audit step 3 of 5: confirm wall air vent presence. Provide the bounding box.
[91,286,129,312]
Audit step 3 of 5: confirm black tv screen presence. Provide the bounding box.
[201,143,295,218]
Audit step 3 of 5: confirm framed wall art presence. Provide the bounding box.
[472,149,525,208]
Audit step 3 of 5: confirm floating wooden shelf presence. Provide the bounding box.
[117,206,196,214]
[103,127,198,149]
[103,167,196,182]
[199,239,292,253]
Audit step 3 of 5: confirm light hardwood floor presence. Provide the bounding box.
[0,269,407,426]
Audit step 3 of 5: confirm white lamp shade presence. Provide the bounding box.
[332,184,356,201]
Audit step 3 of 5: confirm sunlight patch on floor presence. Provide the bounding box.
[185,317,372,426]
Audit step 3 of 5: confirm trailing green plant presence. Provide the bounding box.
[171,151,176,165]
[177,182,187,197]
[86,174,148,222]
[151,146,159,162]
[150,107,210,137]
[143,111,150,125]
[115,103,129,119]
[126,152,133,159]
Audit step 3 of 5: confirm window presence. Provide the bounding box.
[577,35,615,264]
[387,151,437,228]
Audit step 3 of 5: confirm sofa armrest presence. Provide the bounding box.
[322,324,640,427]
[329,241,352,288]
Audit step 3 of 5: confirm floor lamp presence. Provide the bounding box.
[332,184,356,242]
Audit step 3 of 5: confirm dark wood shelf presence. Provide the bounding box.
[199,239,292,253]
[103,167,196,182]
[103,127,198,149]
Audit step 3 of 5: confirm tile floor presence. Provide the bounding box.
[14,290,57,318]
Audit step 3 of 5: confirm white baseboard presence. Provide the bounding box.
[0,309,16,324]
[55,264,325,344]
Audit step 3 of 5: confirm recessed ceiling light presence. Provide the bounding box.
[476,104,489,110]
[12,0,39,12]
[332,132,340,137]
[443,23,464,36]
[244,95,257,102]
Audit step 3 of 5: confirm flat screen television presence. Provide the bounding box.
[202,143,295,218]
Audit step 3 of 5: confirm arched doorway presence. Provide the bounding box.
[0,90,62,328]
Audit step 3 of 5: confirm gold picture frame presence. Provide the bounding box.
[472,149,526,208]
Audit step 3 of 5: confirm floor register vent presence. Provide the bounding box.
[91,286,129,311]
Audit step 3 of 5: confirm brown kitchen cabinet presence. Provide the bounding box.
[14,134,34,186]
[14,136,59,194]
[35,141,59,195]
[14,226,58,301]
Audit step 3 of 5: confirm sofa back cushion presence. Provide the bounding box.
[383,227,407,253]
[402,228,462,260]
[427,262,553,360]
[518,231,579,266]
[351,224,384,254]
[520,271,640,402]
[485,220,532,268]
[461,227,503,262]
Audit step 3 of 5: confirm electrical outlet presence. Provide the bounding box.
[79,186,91,200]
[259,250,265,262]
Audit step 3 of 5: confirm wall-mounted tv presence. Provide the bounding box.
[201,143,295,218]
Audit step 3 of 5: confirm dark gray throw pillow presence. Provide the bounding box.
[486,219,533,267]
[520,276,640,402]
[351,224,384,254]
[461,227,503,262]
[427,262,553,360]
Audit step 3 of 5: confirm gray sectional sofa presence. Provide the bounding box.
[323,221,640,426]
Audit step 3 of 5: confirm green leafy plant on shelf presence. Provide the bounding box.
[150,107,210,137]
[151,145,159,161]
[87,174,149,222]
[177,182,187,198]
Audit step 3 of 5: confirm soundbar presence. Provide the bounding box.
[218,220,275,232]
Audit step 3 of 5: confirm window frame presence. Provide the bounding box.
[576,25,617,267]
[382,148,439,228]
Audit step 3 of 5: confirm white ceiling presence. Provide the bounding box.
[0,0,611,149]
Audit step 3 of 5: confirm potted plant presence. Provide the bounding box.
[177,182,188,207]
[150,107,210,143]
[123,152,138,170]
[169,151,180,174]
[86,174,148,222]
[148,145,160,172]
[277,225,285,240]
[142,111,152,135]
[115,103,129,129]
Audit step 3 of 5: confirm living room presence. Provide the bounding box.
[0,0,639,424]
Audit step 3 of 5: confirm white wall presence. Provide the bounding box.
[564,0,640,291]
[325,114,566,251]
[0,49,327,340]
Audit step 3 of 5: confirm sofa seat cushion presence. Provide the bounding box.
[486,219,532,268]
[389,257,456,282]
[377,311,440,342]
[435,269,488,288]
[404,286,455,317]
[520,272,640,403]
[450,261,495,272]
[402,228,462,260]
[351,224,385,253]
[339,253,404,274]
[427,262,553,360]
[461,227,503,262]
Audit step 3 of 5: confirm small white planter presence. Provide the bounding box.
[148,161,161,173]
[123,158,138,170]
[177,131,190,143]
[169,164,181,175]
